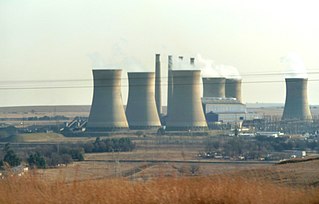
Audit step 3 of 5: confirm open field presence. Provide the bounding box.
[1,172,319,204]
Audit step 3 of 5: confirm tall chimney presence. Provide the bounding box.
[155,54,162,116]
[202,77,226,98]
[167,55,173,116]
[166,70,208,130]
[190,57,195,66]
[282,78,312,121]
[87,69,128,131]
[225,78,242,103]
[126,72,161,129]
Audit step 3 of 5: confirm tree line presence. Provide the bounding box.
[0,137,135,169]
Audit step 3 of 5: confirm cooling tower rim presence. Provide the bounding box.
[127,71,155,74]
[285,77,308,80]
[171,69,201,72]
[92,68,122,71]
[203,77,226,80]
[225,78,242,81]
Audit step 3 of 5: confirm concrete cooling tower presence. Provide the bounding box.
[155,54,162,116]
[86,69,128,131]
[125,72,161,129]
[202,77,226,98]
[166,70,208,130]
[225,79,242,103]
[282,78,312,121]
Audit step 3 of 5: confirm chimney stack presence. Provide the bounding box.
[167,55,173,116]
[155,54,162,116]
[190,57,195,66]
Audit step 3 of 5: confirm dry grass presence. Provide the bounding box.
[0,172,318,204]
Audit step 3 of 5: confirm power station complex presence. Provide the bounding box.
[86,54,313,132]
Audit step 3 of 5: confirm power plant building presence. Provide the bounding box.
[125,72,161,129]
[86,69,128,131]
[202,77,250,124]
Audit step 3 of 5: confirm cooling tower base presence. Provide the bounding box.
[85,127,129,132]
[165,126,208,131]
[129,125,161,130]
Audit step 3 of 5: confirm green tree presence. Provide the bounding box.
[28,152,46,169]
[3,143,21,167]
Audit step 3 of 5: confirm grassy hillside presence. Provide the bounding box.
[0,173,318,204]
[3,133,66,143]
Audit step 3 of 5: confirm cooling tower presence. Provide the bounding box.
[167,55,173,116]
[125,72,161,129]
[86,69,128,131]
[202,77,226,98]
[282,78,312,121]
[155,54,162,115]
[225,78,242,102]
[166,70,208,130]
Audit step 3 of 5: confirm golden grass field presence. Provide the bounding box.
[1,172,319,204]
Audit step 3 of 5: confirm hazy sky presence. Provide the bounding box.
[1,0,319,107]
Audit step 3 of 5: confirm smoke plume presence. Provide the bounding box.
[281,52,308,79]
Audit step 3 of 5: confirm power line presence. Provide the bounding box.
[1,79,319,90]
[1,70,319,84]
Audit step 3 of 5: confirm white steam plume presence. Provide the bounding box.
[195,54,241,79]
[281,52,308,79]
[196,54,220,77]
[217,64,241,79]
[87,52,112,69]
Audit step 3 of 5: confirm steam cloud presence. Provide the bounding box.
[196,54,241,79]
[281,52,308,79]
[87,52,109,69]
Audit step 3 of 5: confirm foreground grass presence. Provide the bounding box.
[0,173,318,204]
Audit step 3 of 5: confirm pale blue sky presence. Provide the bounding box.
[1,0,319,106]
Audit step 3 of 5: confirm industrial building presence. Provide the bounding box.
[201,76,248,124]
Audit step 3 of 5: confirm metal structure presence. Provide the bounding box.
[125,72,161,129]
[282,78,312,121]
[202,77,226,98]
[86,69,128,131]
[225,78,242,103]
[166,70,208,130]
[155,54,162,116]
